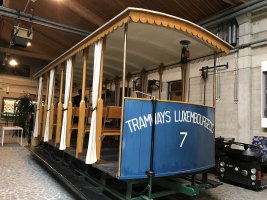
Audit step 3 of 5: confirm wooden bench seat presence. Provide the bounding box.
[102,106,122,138]
[71,107,91,131]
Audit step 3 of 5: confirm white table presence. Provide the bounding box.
[0,126,23,147]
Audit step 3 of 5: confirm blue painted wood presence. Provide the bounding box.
[120,99,215,180]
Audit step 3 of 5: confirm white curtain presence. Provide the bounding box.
[33,77,43,137]
[44,69,55,142]
[59,58,72,150]
[86,40,102,164]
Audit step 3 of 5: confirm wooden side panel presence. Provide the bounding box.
[95,99,103,160]
[38,105,43,136]
[76,49,88,158]
[49,104,54,140]
[55,103,62,144]
[66,101,73,147]
[42,104,47,137]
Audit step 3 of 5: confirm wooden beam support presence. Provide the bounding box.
[0,47,54,61]
[64,0,105,27]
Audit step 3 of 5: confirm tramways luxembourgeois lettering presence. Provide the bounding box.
[125,109,214,134]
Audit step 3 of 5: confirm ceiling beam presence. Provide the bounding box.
[0,47,55,61]
[64,0,105,27]
[0,6,90,36]
[223,0,236,5]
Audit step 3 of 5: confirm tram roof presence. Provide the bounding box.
[34,7,232,81]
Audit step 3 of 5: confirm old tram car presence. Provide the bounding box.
[31,8,231,200]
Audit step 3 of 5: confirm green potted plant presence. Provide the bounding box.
[13,93,34,144]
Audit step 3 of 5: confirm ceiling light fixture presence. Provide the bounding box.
[9,58,18,67]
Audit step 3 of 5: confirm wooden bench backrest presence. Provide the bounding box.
[72,107,92,118]
[72,107,79,117]
[105,106,122,119]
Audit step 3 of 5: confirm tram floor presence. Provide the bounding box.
[1,135,267,200]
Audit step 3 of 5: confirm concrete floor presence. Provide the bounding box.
[0,135,267,200]
[0,135,76,200]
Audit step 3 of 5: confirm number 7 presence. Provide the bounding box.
[179,132,187,147]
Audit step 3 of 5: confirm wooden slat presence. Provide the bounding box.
[102,106,121,137]
[0,47,54,61]
[96,99,103,160]
[76,48,88,158]
[38,105,43,136]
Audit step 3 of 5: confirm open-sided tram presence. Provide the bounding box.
[31,8,231,199]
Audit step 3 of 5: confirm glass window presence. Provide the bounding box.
[168,80,182,101]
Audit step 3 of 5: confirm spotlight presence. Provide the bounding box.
[219,161,225,167]
[251,175,256,181]
[251,168,256,174]
[27,41,32,47]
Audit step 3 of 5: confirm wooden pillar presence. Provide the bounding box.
[55,65,64,145]
[76,49,89,157]
[66,57,75,148]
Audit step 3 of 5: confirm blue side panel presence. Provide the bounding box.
[120,99,152,179]
[153,102,215,177]
[120,99,215,180]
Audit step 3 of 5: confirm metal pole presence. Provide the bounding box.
[118,23,128,176]
[122,24,128,102]
[204,79,206,105]
[213,53,217,107]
